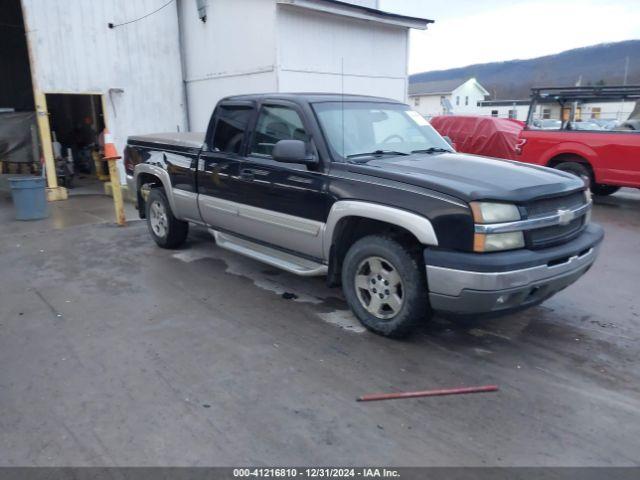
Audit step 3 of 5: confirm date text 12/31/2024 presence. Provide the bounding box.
[233,468,401,478]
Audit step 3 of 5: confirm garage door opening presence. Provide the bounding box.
[0,0,37,175]
[45,93,106,193]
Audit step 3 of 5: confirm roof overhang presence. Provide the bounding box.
[276,0,433,30]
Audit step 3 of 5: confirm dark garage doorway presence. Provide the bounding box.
[0,0,34,112]
[45,94,106,192]
[0,0,37,174]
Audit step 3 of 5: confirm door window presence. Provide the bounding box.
[250,106,308,157]
[211,105,253,154]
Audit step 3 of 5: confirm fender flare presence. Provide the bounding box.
[322,200,438,260]
[542,142,598,166]
[133,162,178,214]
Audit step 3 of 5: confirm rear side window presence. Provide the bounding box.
[211,105,253,154]
[250,106,308,157]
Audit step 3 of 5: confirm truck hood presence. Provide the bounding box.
[345,152,584,203]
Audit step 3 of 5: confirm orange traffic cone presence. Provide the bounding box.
[102,128,121,161]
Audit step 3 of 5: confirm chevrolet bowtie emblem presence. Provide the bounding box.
[557,209,574,225]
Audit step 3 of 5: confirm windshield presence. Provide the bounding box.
[312,102,452,160]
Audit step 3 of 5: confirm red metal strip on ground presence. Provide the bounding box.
[357,385,499,402]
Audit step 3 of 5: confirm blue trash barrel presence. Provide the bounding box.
[8,176,49,221]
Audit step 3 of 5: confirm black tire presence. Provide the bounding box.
[145,188,188,249]
[341,235,429,338]
[554,161,592,187]
[591,184,620,196]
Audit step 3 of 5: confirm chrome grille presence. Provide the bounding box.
[527,191,585,217]
[528,217,584,248]
[525,191,587,248]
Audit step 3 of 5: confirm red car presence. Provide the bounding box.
[516,86,640,195]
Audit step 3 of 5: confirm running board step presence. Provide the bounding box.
[209,230,327,277]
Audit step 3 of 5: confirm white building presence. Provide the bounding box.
[3,0,431,199]
[408,78,489,117]
[475,99,636,123]
[475,100,531,121]
[179,0,430,130]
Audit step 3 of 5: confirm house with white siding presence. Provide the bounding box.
[408,78,489,118]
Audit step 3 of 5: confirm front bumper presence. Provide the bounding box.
[425,224,604,315]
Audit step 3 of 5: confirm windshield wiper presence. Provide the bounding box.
[347,150,409,163]
[411,147,452,154]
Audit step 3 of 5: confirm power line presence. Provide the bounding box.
[108,0,175,29]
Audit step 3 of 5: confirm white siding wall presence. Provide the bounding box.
[178,0,278,131]
[22,0,187,182]
[179,0,412,129]
[411,94,447,117]
[577,101,635,121]
[451,82,486,114]
[475,102,635,122]
[476,104,530,120]
[276,5,409,102]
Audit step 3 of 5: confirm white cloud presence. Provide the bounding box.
[380,0,640,73]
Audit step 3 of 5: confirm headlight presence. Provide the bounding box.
[474,232,525,252]
[470,202,521,223]
[470,202,523,252]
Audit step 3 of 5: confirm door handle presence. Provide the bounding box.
[240,169,255,181]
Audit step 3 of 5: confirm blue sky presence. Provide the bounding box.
[378,0,640,74]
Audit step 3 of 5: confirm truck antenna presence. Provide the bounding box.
[341,57,345,158]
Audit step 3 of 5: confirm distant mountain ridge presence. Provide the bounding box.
[409,40,640,100]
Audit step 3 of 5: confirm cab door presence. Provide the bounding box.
[197,102,255,231]
[232,101,330,260]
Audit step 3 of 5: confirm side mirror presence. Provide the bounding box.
[272,139,317,166]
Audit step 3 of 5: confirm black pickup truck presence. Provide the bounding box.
[125,93,603,337]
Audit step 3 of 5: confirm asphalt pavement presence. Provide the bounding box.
[0,190,638,466]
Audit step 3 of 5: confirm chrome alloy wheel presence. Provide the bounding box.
[149,200,168,238]
[354,256,404,319]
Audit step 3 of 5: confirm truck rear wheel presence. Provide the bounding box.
[145,188,189,249]
[341,235,429,338]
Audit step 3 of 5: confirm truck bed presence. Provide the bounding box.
[128,132,205,150]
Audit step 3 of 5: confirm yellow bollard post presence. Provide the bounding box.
[102,129,126,226]
[92,148,110,182]
[106,158,126,226]
[34,91,67,201]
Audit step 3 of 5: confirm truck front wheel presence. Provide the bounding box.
[341,235,430,338]
[145,188,189,249]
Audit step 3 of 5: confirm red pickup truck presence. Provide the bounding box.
[516,86,640,195]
